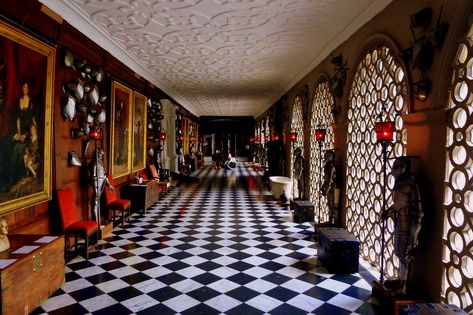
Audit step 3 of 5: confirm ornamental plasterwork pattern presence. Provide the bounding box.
[41,0,392,116]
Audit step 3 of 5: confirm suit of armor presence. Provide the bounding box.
[382,157,423,295]
[89,148,113,221]
[293,147,304,199]
[321,150,338,225]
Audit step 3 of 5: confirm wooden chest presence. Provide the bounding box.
[121,180,158,214]
[0,234,64,315]
[318,227,359,273]
[293,200,314,223]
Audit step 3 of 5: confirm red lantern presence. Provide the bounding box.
[375,121,395,142]
[315,129,326,142]
[159,132,167,140]
[289,132,297,142]
[90,130,102,140]
[273,135,280,141]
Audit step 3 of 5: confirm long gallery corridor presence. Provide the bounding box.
[34,164,382,315]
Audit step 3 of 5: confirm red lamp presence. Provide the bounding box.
[273,134,280,141]
[289,132,297,142]
[249,136,255,143]
[315,129,326,142]
[375,121,395,142]
[159,132,167,140]
[90,130,102,140]
[265,135,269,142]
[256,136,261,143]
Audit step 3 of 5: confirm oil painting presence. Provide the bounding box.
[0,21,54,214]
[132,91,147,172]
[110,81,132,178]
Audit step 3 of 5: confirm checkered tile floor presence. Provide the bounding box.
[33,164,383,315]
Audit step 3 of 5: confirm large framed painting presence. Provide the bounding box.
[0,21,55,215]
[110,81,132,178]
[131,91,147,173]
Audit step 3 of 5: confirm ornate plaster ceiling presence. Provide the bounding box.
[40,0,391,117]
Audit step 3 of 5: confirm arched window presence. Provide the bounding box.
[442,22,473,312]
[290,96,304,182]
[309,81,335,223]
[346,46,408,278]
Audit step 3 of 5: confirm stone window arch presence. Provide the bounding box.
[309,80,335,223]
[442,22,473,313]
[346,46,408,279]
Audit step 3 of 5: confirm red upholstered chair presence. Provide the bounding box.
[104,175,131,227]
[57,188,98,259]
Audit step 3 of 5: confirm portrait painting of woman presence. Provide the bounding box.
[0,20,54,214]
[132,91,147,172]
[110,81,132,178]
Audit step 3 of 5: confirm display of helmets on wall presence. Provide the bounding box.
[92,67,104,83]
[88,85,99,105]
[61,47,108,139]
[63,79,84,100]
[147,98,164,142]
[62,95,76,121]
[95,108,106,124]
[62,49,75,69]
[71,128,85,138]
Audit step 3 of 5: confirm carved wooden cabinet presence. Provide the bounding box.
[121,180,158,214]
[0,234,65,315]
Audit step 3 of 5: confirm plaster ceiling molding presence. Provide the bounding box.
[40,0,392,117]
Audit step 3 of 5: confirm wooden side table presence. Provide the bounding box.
[121,180,158,214]
[0,234,65,315]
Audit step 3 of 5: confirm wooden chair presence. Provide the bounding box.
[57,188,98,259]
[104,175,131,227]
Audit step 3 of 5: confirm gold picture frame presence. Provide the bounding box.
[110,81,132,178]
[0,20,55,215]
[131,91,147,173]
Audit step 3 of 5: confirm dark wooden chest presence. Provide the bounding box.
[121,180,158,214]
[293,200,314,223]
[318,227,359,273]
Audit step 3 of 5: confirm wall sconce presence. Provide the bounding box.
[374,119,395,283]
[289,132,297,142]
[412,79,431,101]
[67,151,82,167]
[315,128,327,142]
[375,121,395,142]
[314,127,326,227]
[89,129,102,140]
